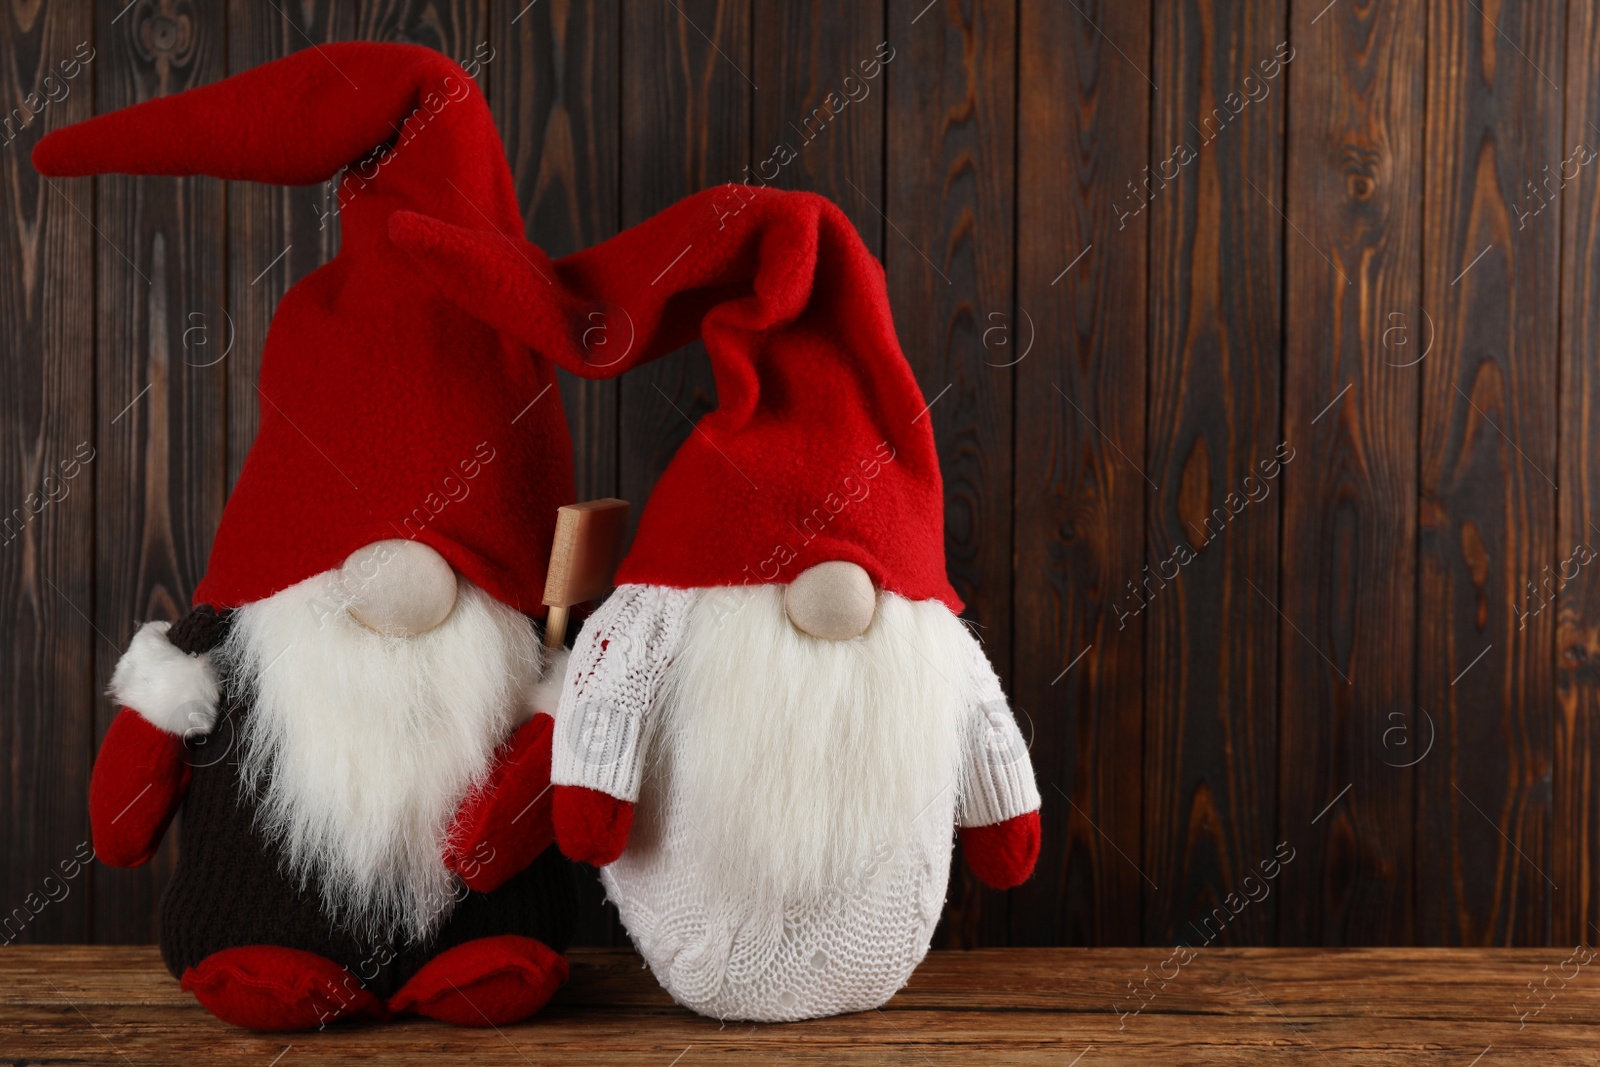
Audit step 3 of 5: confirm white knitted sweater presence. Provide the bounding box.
[552,584,1038,1021]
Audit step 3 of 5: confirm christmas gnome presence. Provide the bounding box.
[390,185,1042,1020]
[32,44,580,1030]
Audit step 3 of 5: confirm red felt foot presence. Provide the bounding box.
[445,714,556,893]
[181,945,381,1031]
[553,784,634,867]
[961,810,1042,890]
[90,708,191,867]
[389,935,568,1027]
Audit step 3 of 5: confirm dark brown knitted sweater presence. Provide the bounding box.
[157,606,576,1000]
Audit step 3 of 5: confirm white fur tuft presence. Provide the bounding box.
[107,621,219,736]
[645,585,972,900]
[525,646,568,721]
[216,571,548,944]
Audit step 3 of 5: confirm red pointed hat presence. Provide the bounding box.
[390,186,960,611]
[34,43,574,615]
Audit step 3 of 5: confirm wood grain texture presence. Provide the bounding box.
[1418,0,1562,946]
[7,0,1600,955]
[752,0,883,247]
[6,946,1600,1064]
[0,0,97,946]
[349,0,485,58]
[1555,0,1600,948]
[495,0,619,504]
[224,0,352,494]
[1143,0,1286,946]
[493,0,621,947]
[90,0,228,945]
[616,0,751,545]
[1010,0,1148,947]
[883,0,1013,951]
[1276,0,1423,945]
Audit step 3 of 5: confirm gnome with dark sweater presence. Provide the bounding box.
[34,45,578,1030]
[391,187,1041,1020]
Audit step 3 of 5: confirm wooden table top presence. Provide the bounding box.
[0,945,1590,1064]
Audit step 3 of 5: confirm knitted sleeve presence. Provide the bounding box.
[550,584,699,802]
[954,631,1040,828]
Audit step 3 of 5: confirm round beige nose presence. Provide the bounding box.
[785,561,876,640]
[340,539,458,637]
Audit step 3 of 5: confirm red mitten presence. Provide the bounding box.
[445,714,557,893]
[961,810,1041,890]
[90,708,191,867]
[553,785,634,867]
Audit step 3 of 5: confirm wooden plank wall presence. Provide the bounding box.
[3,0,1598,949]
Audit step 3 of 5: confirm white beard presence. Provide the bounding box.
[643,585,970,903]
[216,571,547,945]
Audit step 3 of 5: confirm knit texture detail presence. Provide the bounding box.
[603,786,951,1021]
[168,604,231,655]
[157,598,577,1001]
[954,630,1040,828]
[551,584,698,801]
[553,583,1040,1022]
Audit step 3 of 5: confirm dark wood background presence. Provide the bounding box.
[3,0,1596,950]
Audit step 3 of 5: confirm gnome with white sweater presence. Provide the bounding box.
[391,186,1042,1020]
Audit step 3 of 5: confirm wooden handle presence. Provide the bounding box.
[544,604,570,649]
[541,498,630,648]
